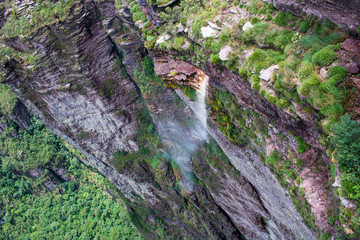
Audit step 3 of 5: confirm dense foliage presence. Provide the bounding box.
[332,116,360,204]
[0,115,142,239]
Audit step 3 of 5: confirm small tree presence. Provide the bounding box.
[332,115,360,172]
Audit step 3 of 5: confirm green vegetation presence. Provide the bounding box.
[0,118,70,172]
[0,84,17,114]
[273,11,297,27]
[173,36,185,49]
[1,0,77,38]
[208,89,268,146]
[312,47,337,66]
[133,56,163,96]
[332,115,360,202]
[210,54,221,65]
[0,115,141,239]
[296,137,311,154]
[265,150,316,230]
[332,115,360,237]
[112,57,165,172]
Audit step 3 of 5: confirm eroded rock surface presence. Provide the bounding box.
[265,0,360,33]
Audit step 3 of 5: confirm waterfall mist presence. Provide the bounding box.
[161,78,209,191]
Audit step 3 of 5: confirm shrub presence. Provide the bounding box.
[99,79,116,97]
[225,53,238,71]
[239,67,247,78]
[312,47,337,66]
[274,30,294,49]
[0,84,17,114]
[297,73,320,97]
[246,49,267,73]
[297,137,310,154]
[263,29,278,45]
[180,17,187,25]
[299,20,311,33]
[211,41,222,54]
[260,89,266,97]
[250,17,261,25]
[298,60,315,80]
[327,66,346,78]
[220,2,227,10]
[210,54,221,65]
[173,36,185,49]
[265,92,277,104]
[327,66,346,88]
[133,11,147,22]
[265,150,283,170]
[248,0,263,13]
[250,75,261,91]
[276,96,290,108]
[242,23,269,43]
[273,11,297,27]
[332,115,360,171]
[219,33,229,44]
[332,115,360,204]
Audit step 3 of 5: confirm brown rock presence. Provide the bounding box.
[342,38,360,53]
[348,62,360,74]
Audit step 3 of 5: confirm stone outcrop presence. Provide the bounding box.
[265,0,360,34]
[2,0,357,239]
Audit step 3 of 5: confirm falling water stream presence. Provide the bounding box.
[194,75,209,142]
[196,76,209,128]
[161,76,209,191]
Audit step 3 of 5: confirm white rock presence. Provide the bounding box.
[230,9,238,14]
[201,26,217,38]
[242,22,253,31]
[208,21,222,30]
[243,49,254,60]
[260,65,279,82]
[332,176,341,188]
[156,34,170,44]
[219,45,233,61]
[319,67,327,79]
[340,196,355,209]
[176,23,186,33]
[182,40,191,51]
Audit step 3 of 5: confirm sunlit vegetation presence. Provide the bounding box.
[0,0,77,38]
[0,114,142,239]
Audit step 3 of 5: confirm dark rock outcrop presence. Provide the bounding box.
[2,0,350,239]
[7,100,31,130]
[265,0,360,34]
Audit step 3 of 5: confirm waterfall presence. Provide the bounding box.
[194,75,209,141]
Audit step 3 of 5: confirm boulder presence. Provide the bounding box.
[260,65,279,82]
[156,34,170,44]
[342,38,360,53]
[219,45,233,61]
[208,21,222,30]
[242,22,253,31]
[176,23,186,33]
[348,62,359,74]
[201,26,216,38]
[319,67,327,79]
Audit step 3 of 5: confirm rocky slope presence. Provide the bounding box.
[1,0,360,239]
[265,0,360,34]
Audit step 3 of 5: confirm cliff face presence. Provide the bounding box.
[265,0,360,34]
[1,0,359,239]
